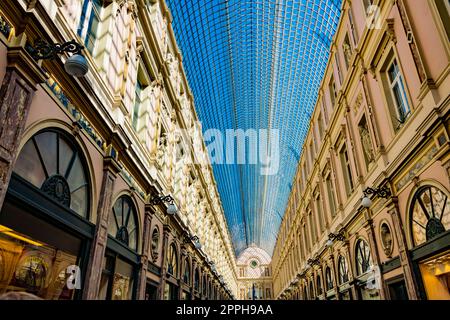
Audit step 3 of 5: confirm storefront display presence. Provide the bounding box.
[0,224,78,299]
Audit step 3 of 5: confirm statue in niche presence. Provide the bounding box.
[156,132,167,168]
[359,119,375,165]
[343,42,352,68]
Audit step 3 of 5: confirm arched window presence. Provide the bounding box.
[14,129,90,218]
[167,243,178,276]
[183,257,191,284]
[355,239,373,275]
[109,196,138,251]
[150,227,160,261]
[202,275,207,295]
[338,255,349,284]
[325,266,334,291]
[194,268,200,291]
[316,274,323,295]
[309,281,314,300]
[410,185,450,246]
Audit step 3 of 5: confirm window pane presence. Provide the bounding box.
[14,140,46,187]
[67,157,87,193]
[71,187,88,218]
[34,131,57,177]
[59,138,74,177]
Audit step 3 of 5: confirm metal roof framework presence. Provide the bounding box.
[166,0,342,255]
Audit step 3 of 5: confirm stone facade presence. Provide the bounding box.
[272,0,450,300]
[0,0,237,300]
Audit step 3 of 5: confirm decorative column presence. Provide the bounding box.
[363,215,387,300]
[136,202,155,299]
[330,253,340,300]
[387,197,419,300]
[158,223,171,299]
[343,240,358,300]
[83,152,121,299]
[0,44,47,212]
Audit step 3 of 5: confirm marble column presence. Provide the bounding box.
[0,45,47,212]
[83,154,121,299]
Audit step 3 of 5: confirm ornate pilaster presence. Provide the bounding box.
[83,153,121,299]
[0,45,47,212]
[158,223,171,299]
[363,216,387,300]
[136,202,155,299]
[387,197,419,300]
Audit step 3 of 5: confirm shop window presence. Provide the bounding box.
[167,243,178,277]
[163,282,178,300]
[77,0,103,54]
[194,269,200,291]
[316,275,323,295]
[109,196,138,251]
[309,281,314,300]
[150,227,159,261]
[338,255,349,284]
[325,266,334,291]
[410,185,450,246]
[202,275,207,296]
[14,129,90,218]
[0,221,79,299]
[98,254,135,300]
[183,257,190,284]
[355,239,373,275]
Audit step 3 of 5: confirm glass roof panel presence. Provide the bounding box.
[166,0,342,256]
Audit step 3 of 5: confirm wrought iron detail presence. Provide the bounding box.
[41,175,71,207]
[363,186,391,199]
[307,257,321,267]
[150,194,174,205]
[183,234,199,244]
[28,39,83,61]
[426,217,445,241]
[328,229,346,242]
[116,226,130,246]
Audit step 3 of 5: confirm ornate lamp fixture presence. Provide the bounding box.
[307,256,321,268]
[361,186,391,208]
[151,194,177,215]
[326,229,346,247]
[28,39,89,77]
[183,233,201,249]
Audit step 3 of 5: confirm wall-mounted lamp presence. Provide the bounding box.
[28,39,89,77]
[307,257,321,268]
[151,194,177,215]
[326,229,346,247]
[208,260,217,273]
[183,234,202,249]
[361,186,391,208]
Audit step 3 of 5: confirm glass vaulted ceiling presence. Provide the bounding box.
[166,0,342,256]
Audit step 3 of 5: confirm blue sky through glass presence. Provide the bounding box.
[166,0,342,256]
